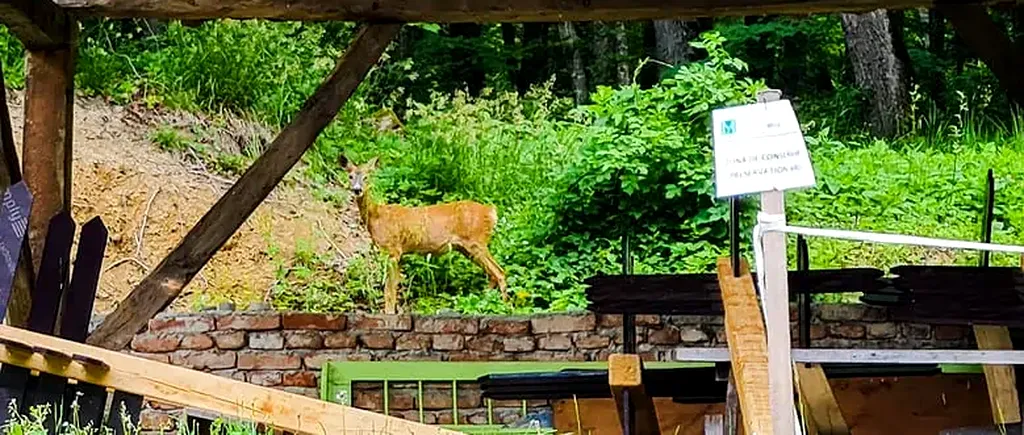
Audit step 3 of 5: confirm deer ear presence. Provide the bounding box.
[340,155,356,172]
[366,157,379,170]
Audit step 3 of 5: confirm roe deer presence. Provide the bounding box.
[341,156,508,314]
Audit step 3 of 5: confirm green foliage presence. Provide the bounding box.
[1,401,270,435]
[268,239,385,312]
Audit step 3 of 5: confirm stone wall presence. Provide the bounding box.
[130,305,975,430]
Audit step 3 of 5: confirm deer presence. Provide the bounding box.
[340,155,508,314]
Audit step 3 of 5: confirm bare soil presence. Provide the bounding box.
[6,91,370,313]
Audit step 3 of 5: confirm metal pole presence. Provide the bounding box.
[620,231,636,435]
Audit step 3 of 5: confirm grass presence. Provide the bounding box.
[2,402,275,435]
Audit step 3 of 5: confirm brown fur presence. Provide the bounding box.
[343,156,507,313]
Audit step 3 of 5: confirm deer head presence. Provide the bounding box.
[340,155,378,197]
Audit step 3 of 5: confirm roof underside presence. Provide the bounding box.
[52,0,1019,22]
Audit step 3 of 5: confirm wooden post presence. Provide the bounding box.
[87,23,402,350]
[18,20,75,328]
[756,89,796,434]
[794,364,849,435]
[608,353,660,435]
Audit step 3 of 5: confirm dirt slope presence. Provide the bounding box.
[6,91,370,313]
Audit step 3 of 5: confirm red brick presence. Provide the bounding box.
[388,389,417,410]
[647,327,681,345]
[538,334,572,350]
[249,331,284,349]
[480,318,530,335]
[680,327,709,343]
[415,317,479,334]
[284,331,324,349]
[359,333,395,349]
[148,315,214,333]
[324,332,358,349]
[140,410,175,431]
[449,352,492,361]
[247,371,283,386]
[170,351,236,370]
[935,325,968,340]
[237,351,301,370]
[276,386,319,398]
[304,351,372,369]
[179,334,214,350]
[215,314,280,331]
[131,333,181,353]
[574,334,611,349]
[466,335,501,352]
[432,334,465,351]
[829,324,866,339]
[502,336,535,352]
[349,314,412,331]
[282,371,318,387]
[146,400,180,411]
[530,314,596,333]
[210,369,247,381]
[354,388,382,410]
[867,323,896,339]
[282,313,346,330]
[208,331,245,350]
[598,314,623,328]
[902,323,932,339]
[395,333,432,351]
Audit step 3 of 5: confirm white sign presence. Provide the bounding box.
[711,99,816,197]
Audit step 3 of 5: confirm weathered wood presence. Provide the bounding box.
[717,258,772,435]
[0,0,70,49]
[609,353,660,435]
[941,4,1024,107]
[53,0,1010,22]
[758,87,795,435]
[22,35,75,326]
[0,58,35,329]
[673,347,1024,365]
[973,325,1022,426]
[0,324,460,435]
[724,374,739,435]
[86,23,402,350]
[794,364,850,435]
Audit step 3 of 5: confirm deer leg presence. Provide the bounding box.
[384,253,402,314]
[459,244,509,301]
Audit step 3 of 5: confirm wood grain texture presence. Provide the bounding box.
[52,0,1010,22]
[794,364,849,435]
[86,23,401,350]
[973,324,1022,424]
[0,0,70,49]
[0,324,459,435]
[717,258,772,435]
[608,353,660,435]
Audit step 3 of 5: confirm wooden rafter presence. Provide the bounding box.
[86,23,402,350]
[53,0,1015,22]
[0,0,70,49]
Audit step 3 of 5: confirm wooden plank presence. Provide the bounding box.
[716,258,772,435]
[608,353,660,435]
[21,35,75,326]
[973,325,1022,425]
[0,60,36,329]
[53,0,1009,22]
[0,0,70,49]
[0,324,459,435]
[794,364,849,435]
[705,414,724,435]
[86,23,401,351]
[941,4,1024,107]
[673,347,1024,364]
[724,374,740,435]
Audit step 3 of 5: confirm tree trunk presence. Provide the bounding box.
[501,23,519,91]
[449,23,485,96]
[559,22,588,105]
[614,22,631,86]
[652,20,700,66]
[841,9,910,137]
[518,23,549,94]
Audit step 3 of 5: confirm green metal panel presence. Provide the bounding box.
[940,364,983,374]
[321,360,708,406]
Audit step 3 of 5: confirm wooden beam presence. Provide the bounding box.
[0,324,459,435]
[53,0,1011,23]
[794,364,850,435]
[0,0,70,49]
[86,23,401,350]
[0,57,34,328]
[941,4,1024,107]
[973,325,1021,425]
[608,353,660,435]
[674,347,1024,364]
[717,258,773,435]
[19,23,75,327]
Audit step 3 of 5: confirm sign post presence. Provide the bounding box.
[712,89,815,435]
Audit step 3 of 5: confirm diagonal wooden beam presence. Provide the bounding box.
[717,258,773,435]
[53,0,1011,23]
[0,0,70,49]
[86,23,402,350]
[795,364,850,435]
[973,325,1021,427]
[940,4,1024,107]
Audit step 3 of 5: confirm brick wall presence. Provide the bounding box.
[128,305,974,430]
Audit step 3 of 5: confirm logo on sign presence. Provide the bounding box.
[721,120,736,135]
